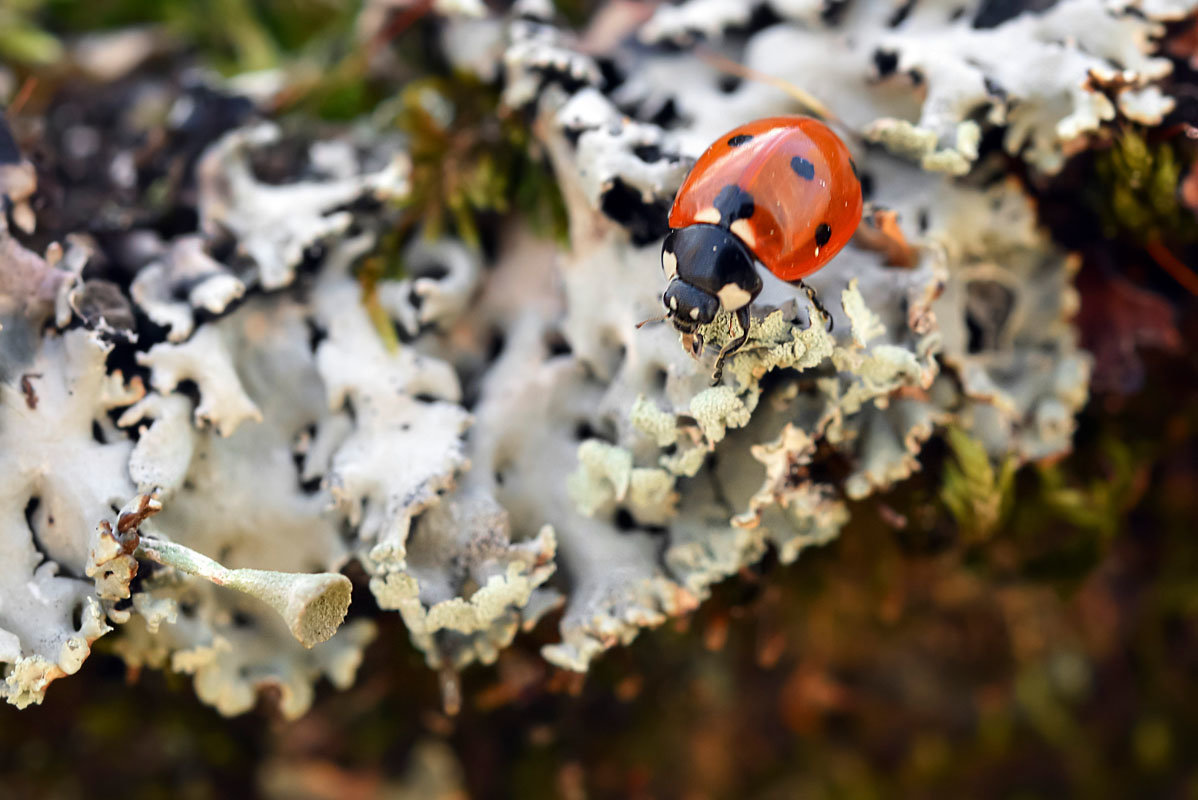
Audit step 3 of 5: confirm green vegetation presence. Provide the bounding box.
[940,427,1017,544]
[1093,127,1196,245]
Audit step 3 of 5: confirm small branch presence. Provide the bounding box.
[1146,239,1198,296]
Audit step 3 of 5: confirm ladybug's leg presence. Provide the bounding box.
[711,306,751,384]
[795,279,834,333]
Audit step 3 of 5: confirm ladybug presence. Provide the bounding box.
[658,116,863,381]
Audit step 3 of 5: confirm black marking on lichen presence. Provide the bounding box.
[973,0,1057,29]
[888,0,916,26]
[791,156,816,181]
[713,184,755,224]
[646,97,684,129]
[873,49,899,77]
[821,0,851,25]
[633,144,665,163]
[599,177,671,245]
[717,75,742,93]
[859,171,875,199]
[815,223,832,248]
[983,76,1008,101]
[727,134,754,147]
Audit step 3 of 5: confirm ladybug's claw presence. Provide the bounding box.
[798,281,834,333]
[711,307,751,385]
[681,332,705,360]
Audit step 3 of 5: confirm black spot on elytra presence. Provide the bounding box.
[790,156,816,181]
[727,133,754,147]
[713,184,755,223]
[815,223,832,248]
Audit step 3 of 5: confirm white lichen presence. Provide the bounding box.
[197,123,410,290]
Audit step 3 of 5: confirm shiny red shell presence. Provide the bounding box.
[669,116,863,282]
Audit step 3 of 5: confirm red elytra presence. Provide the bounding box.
[669,116,863,282]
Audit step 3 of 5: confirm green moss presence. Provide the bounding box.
[42,0,360,73]
[387,73,569,249]
[940,427,1017,544]
[1092,127,1197,246]
[0,7,63,66]
[551,0,604,27]
[353,71,571,344]
[1033,437,1142,542]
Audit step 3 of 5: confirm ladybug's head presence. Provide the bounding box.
[660,224,761,335]
[661,279,719,334]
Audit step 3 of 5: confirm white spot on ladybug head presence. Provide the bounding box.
[689,307,700,319]
[662,249,677,280]
[669,295,678,310]
[730,218,756,250]
[694,207,721,224]
[716,282,752,310]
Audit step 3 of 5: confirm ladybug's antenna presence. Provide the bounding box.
[636,313,669,329]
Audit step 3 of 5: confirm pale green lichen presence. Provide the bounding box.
[688,386,753,442]
[625,468,678,524]
[567,439,633,516]
[660,443,710,478]
[378,526,554,651]
[841,278,886,348]
[866,118,976,176]
[631,394,682,447]
[940,427,1018,543]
